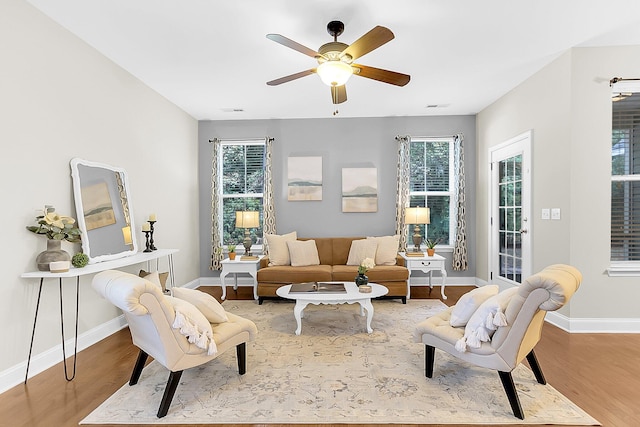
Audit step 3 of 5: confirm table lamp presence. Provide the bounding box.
[404,207,430,253]
[235,211,260,256]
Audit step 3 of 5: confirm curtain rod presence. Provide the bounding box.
[396,134,462,141]
[209,137,274,143]
[610,77,640,87]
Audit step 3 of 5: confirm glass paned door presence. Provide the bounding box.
[498,154,523,283]
[490,131,531,287]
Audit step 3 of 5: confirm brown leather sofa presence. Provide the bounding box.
[257,237,409,304]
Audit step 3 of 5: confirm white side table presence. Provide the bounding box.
[219,256,263,300]
[399,252,448,300]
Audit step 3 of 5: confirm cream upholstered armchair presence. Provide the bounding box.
[414,264,582,419]
[92,270,257,418]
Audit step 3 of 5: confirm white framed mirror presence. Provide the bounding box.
[70,158,138,263]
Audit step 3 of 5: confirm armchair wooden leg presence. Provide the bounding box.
[425,345,435,378]
[157,370,183,418]
[498,371,524,420]
[236,342,247,375]
[526,350,546,385]
[129,350,148,386]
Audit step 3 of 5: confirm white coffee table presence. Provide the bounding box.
[276,282,388,335]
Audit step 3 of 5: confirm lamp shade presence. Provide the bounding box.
[404,207,430,225]
[317,61,353,87]
[235,211,260,229]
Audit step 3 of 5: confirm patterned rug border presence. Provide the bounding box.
[81,299,599,425]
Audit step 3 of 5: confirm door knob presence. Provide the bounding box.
[519,228,528,234]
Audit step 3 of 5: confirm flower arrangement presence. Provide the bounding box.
[358,257,375,275]
[26,206,81,243]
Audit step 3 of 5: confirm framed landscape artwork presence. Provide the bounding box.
[80,181,117,230]
[288,156,322,201]
[342,167,378,212]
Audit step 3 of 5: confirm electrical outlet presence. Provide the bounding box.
[541,208,550,220]
[551,208,561,220]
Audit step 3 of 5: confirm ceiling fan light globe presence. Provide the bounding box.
[317,61,353,87]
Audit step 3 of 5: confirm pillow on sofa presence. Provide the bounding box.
[455,287,518,352]
[346,239,378,266]
[449,285,499,327]
[367,235,400,265]
[172,287,228,324]
[165,296,217,355]
[139,270,169,293]
[264,231,297,266]
[287,239,320,267]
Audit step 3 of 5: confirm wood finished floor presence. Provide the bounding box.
[1,285,639,427]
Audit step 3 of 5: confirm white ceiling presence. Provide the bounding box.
[26,0,640,121]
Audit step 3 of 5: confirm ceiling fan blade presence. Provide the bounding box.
[266,34,321,58]
[331,85,347,104]
[341,26,394,61]
[267,69,316,86]
[352,64,410,87]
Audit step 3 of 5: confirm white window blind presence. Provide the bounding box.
[611,81,640,263]
[408,137,455,244]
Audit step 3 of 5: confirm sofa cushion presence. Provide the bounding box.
[287,240,320,267]
[257,265,333,283]
[264,231,297,266]
[346,239,378,266]
[367,235,400,265]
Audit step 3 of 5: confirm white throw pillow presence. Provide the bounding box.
[286,240,320,267]
[172,287,228,324]
[264,231,297,266]
[449,285,499,327]
[455,287,518,352]
[367,235,400,265]
[346,239,378,266]
[165,296,217,355]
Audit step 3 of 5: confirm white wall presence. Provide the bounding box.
[477,45,640,321]
[0,0,199,388]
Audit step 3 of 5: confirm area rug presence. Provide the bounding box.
[81,299,599,425]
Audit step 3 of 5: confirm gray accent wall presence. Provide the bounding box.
[198,115,477,279]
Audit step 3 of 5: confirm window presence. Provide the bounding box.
[408,137,455,245]
[218,140,265,247]
[611,88,640,263]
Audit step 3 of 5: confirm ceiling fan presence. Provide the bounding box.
[266,21,410,105]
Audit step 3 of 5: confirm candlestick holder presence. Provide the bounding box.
[143,230,152,252]
[148,220,157,251]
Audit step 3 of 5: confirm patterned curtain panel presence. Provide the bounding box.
[394,135,411,252]
[453,134,468,270]
[210,138,223,271]
[263,137,276,251]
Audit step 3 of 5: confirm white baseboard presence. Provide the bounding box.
[2,276,637,395]
[0,314,127,395]
[545,311,640,333]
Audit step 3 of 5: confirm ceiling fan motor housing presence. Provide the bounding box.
[318,42,351,63]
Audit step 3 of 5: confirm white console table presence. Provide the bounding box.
[20,248,178,383]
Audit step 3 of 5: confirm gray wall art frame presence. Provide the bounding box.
[287,156,322,201]
[342,167,378,213]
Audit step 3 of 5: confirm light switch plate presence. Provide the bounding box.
[541,208,550,220]
[551,208,561,220]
